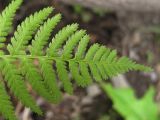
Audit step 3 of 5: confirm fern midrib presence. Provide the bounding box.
[0,55,116,65]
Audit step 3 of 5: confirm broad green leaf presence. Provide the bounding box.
[103,84,158,120]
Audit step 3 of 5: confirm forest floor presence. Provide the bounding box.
[0,0,160,120]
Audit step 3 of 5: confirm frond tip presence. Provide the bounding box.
[0,0,152,120]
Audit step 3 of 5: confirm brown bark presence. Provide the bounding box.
[57,0,160,12]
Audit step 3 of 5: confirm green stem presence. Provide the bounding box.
[0,55,88,63]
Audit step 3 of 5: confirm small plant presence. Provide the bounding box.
[103,84,159,120]
[146,25,160,43]
[73,4,93,22]
[0,0,151,119]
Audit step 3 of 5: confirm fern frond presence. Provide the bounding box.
[69,35,91,86]
[85,44,100,60]
[0,0,22,54]
[62,30,86,58]
[21,58,55,102]
[0,1,152,120]
[93,46,106,61]
[56,60,73,94]
[0,58,42,114]
[75,35,90,59]
[69,61,84,86]
[47,23,79,57]
[39,59,62,103]
[91,46,107,80]
[85,44,108,79]
[7,7,53,55]
[79,62,92,86]
[30,14,62,56]
[89,62,102,81]
[0,81,16,120]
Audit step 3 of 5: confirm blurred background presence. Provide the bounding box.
[1,0,160,120]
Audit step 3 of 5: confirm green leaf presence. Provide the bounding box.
[103,84,159,120]
[0,0,22,54]
[0,0,153,119]
[7,7,53,55]
[0,81,17,120]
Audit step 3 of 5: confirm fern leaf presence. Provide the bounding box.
[75,35,90,59]
[21,58,55,102]
[85,44,108,79]
[98,48,112,79]
[56,60,73,94]
[47,23,79,57]
[79,62,92,86]
[62,30,86,58]
[0,1,152,119]
[0,81,17,120]
[30,14,62,55]
[69,61,85,86]
[105,50,117,63]
[89,46,107,80]
[96,63,108,79]
[39,59,62,103]
[89,62,102,81]
[1,58,42,114]
[101,50,118,78]
[0,0,22,53]
[100,48,111,61]
[85,44,100,60]
[93,46,106,61]
[7,7,53,55]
